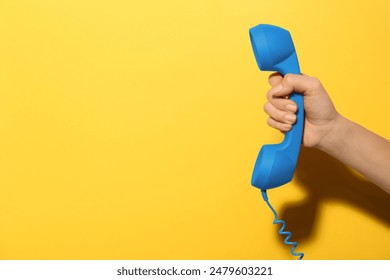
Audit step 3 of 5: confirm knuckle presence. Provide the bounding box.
[309,76,321,89]
[266,89,272,101]
[263,102,270,113]
[266,117,274,127]
[284,73,295,85]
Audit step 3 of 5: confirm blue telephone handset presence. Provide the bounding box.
[249,24,303,190]
[249,24,305,259]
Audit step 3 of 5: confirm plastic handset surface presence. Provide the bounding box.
[249,24,304,190]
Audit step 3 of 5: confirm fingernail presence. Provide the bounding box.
[269,84,282,94]
[286,104,297,112]
[285,114,296,123]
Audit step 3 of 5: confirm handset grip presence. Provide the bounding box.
[281,90,304,164]
[276,56,303,169]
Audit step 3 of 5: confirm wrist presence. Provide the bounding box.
[316,113,349,154]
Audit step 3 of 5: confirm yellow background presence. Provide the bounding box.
[0,0,389,259]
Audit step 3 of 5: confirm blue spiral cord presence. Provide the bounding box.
[261,190,304,260]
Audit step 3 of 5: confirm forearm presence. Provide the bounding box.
[317,114,390,194]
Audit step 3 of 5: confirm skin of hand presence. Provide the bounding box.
[264,72,339,149]
[264,73,390,194]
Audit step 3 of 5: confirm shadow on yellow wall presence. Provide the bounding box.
[278,148,390,244]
